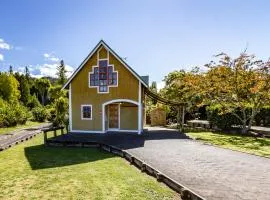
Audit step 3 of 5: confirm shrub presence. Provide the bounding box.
[206,104,241,130]
[0,98,29,127]
[254,107,270,127]
[27,95,41,110]
[14,104,28,125]
[46,107,56,122]
[32,107,48,122]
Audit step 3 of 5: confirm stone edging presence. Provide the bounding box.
[47,140,205,200]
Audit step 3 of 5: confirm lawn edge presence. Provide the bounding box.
[184,132,270,159]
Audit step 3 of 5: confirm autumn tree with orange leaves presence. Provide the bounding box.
[203,53,270,134]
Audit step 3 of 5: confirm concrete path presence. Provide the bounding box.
[0,123,51,151]
[118,128,270,200]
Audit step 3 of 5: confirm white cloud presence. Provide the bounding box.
[157,81,165,91]
[0,54,4,61]
[0,38,11,50]
[43,53,50,58]
[29,63,74,78]
[43,53,60,62]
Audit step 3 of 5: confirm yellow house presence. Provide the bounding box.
[63,40,148,134]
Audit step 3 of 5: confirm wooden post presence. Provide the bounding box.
[54,130,57,137]
[43,131,47,144]
[177,106,181,131]
[61,127,64,135]
[181,106,185,132]
[65,125,69,134]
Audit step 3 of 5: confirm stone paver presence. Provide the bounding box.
[122,128,270,200]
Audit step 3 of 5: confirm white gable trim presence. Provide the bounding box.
[62,40,147,89]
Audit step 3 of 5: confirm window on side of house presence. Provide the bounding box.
[81,105,92,120]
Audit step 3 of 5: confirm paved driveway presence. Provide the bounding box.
[110,127,270,200]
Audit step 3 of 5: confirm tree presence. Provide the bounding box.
[0,73,20,102]
[17,74,31,105]
[14,72,31,105]
[9,66,13,74]
[53,96,68,126]
[162,69,203,113]
[49,85,67,103]
[149,81,158,105]
[35,78,51,106]
[25,66,30,81]
[203,52,270,134]
[161,69,205,130]
[56,60,67,85]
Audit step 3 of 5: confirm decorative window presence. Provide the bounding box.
[89,59,118,93]
[81,105,92,120]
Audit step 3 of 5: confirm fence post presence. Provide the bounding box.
[61,127,64,135]
[54,130,57,137]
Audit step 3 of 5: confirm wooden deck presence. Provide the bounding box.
[45,127,188,150]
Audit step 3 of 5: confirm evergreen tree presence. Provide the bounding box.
[36,78,51,105]
[56,60,67,85]
[150,81,158,105]
[25,66,30,81]
[18,75,30,105]
[9,65,13,74]
[14,72,31,105]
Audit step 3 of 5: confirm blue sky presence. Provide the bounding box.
[1,0,270,88]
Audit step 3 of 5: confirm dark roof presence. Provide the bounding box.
[140,76,149,86]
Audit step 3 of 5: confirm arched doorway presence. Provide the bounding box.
[102,99,141,133]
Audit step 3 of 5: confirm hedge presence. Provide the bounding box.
[206,105,270,129]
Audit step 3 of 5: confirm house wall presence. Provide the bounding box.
[71,46,140,131]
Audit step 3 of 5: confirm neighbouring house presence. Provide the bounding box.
[150,107,166,126]
[63,40,149,134]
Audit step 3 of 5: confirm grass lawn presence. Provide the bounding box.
[186,130,270,157]
[0,121,47,135]
[0,133,178,200]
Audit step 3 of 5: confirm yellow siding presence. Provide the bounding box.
[71,46,140,131]
[98,47,108,59]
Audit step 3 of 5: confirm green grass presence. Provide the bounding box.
[0,133,178,200]
[0,121,46,135]
[186,130,270,157]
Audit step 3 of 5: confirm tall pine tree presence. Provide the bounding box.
[9,65,13,74]
[56,60,67,85]
[25,66,30,81]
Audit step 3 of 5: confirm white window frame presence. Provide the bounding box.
[81,104,93,120]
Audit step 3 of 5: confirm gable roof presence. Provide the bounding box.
[62,40,148,89]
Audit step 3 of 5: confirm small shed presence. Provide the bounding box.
[150,107,166,126]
